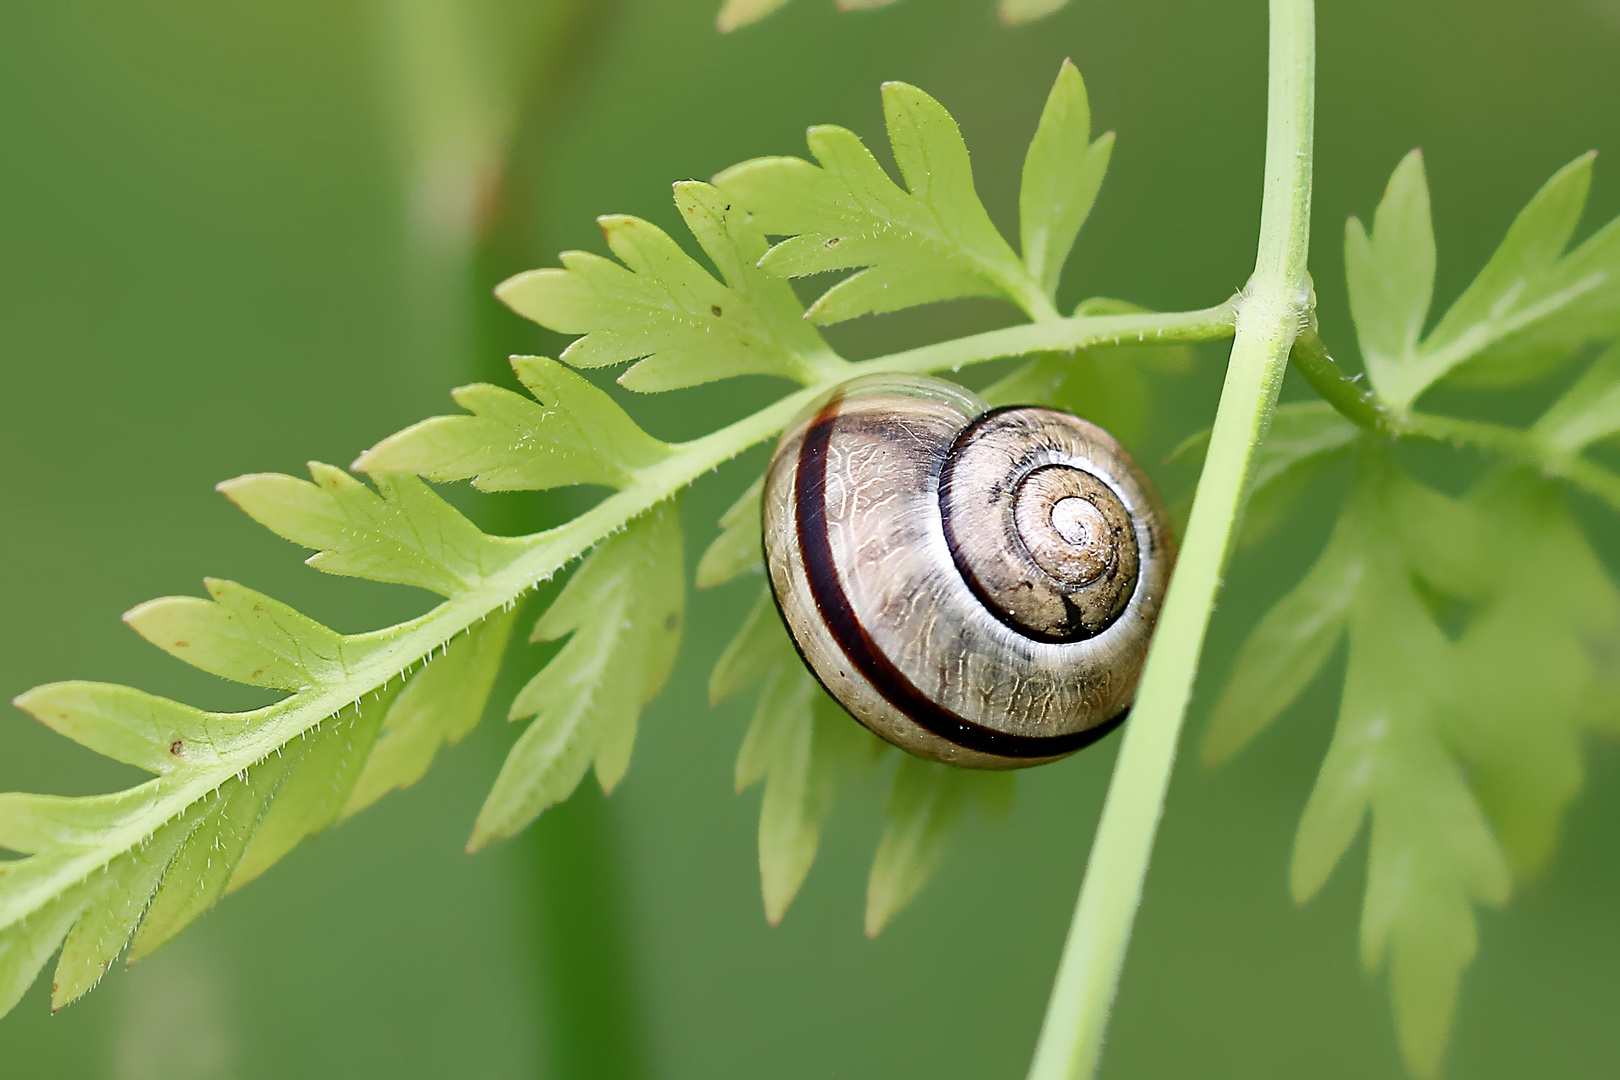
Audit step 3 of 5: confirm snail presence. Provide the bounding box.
[762,374,1174,770]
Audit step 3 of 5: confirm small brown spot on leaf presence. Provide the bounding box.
[169,739,184,756]
[173,641,189,648]
[824,236,842,248]
[711,304,723,317]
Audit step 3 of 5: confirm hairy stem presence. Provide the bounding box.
[1289,328,1393,433]
[859,302,1237,379]
[1026,3,1316,1078]
[1291,330,1620,513]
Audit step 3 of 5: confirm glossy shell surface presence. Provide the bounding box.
[763,374,1174,769]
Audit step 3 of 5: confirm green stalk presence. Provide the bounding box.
[1026,3,1317,1078]
[1290,329,1620,513]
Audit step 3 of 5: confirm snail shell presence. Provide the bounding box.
[762,374,1174,770]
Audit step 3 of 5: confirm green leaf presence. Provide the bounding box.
[1350,152,1620,409]
[1431,155,1593,349]
[1346,149,1435,406]
[695,475,764,589]
[353,356,670,490]
[125,748,304,963]
[1170,401,1358,547]
[1446,471,1620,877]
[50,813,193,1008]
[1207,452,1615,1077]
[1532,339,1620,454]
[716,82,1045,323]
[230,694,395,891]
[982,302,1193,446]
[742,664,838,925]
[124,579,361,692]
[12,683,233,775]
[710,589,784,707]
[984,348,1150,446]
[865,756,1012,936]
[344,607,519,818]
[0,886,86,1017]
[1250,401,1360,492]
[1286,463,1509,1079]
[0,683,426,1014]
[1020,60,1113,298]
[469,502,684,850]
[1202,514,1359,767]
[219,465,525,596]
[4,269,808,1018]
[716,589,874,923]
[496,183,842,390]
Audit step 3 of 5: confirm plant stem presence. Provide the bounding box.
[859,301,1237,379]
[1288,327,1392,433]
[1026,3,1316,1078]
[1289,331,1620,514]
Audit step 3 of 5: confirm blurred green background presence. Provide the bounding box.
[3,1,1620,1077]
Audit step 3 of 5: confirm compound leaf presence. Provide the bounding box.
[1206,449,1620,1077]
[1446,471,1620,877]
[353,357,670,490]
[695,475,764,589]
[13,683,234,776]
[219,466,526,596]
[717,589,873,924]
[470,502,684,850]
[865,756,1012,936]
[124,579,357,693]
[983,302,1193,446]
[497,183,842,390]
[1532,339,1620,454]
[344,608,519,818]
[2,343,676,1019]
[1202,515,1359,767]
[1020,60,1113,298]
[1346,150,1435,406]
[1425,153,1593,365]
[1287,461,1509,1078]
[1351,151,1620,410]
[717,82,1042,323]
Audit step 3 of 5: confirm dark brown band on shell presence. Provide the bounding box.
[794,398,1127,759]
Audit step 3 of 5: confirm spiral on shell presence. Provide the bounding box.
[762,374,1174,770]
